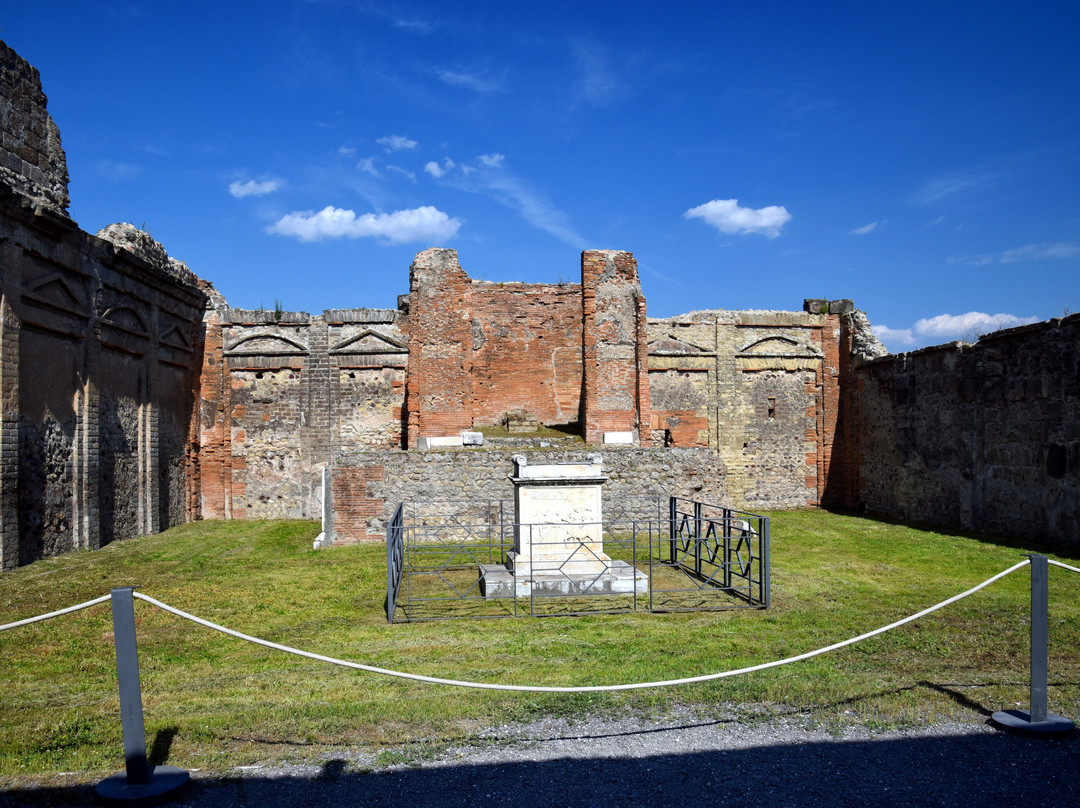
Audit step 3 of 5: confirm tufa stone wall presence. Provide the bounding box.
[645,302,874,509]
[851,315,1080,549]
[197,306,408,520]
[0,189,207,570]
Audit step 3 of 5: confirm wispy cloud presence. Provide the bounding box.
[386,165,416,183]
[573,45,620,106]
[684,199,792,238]
[1000,242,1080,262]
[424,152,586,248]
[96,159,140,181]
[850,221,879,235]
[376,135,419,153]
[357,157,380,177]
[229,179,280,198]
[911,170,1005,206]
[948,241,1080,266]
[437,69,502,93]
[268,205,462,244]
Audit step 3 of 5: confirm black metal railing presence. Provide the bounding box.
[386,496,769,622]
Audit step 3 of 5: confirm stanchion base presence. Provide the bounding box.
[991,709,1075,736]
[95,765,190,805]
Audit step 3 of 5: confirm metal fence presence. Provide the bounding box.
[386,496,769,622]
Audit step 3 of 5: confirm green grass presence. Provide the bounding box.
[1,513,1078,782]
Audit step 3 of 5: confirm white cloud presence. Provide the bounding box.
[872,325,915,349]
[377,135,418,152]
[850,221,879,235]
[424,158,456,178]
[478,153,505,168]
[913,312,1039,340]
[357,157,380,177]
[268,205,462,244]
[229,179,280,198]
[337,146,357,159]
[684,199,792,238]
[1000,242,1080,263]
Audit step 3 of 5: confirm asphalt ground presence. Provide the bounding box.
[3,711,1077,807]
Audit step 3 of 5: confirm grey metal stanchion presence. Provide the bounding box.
[95,588,189,804]
[991,556,1075,736]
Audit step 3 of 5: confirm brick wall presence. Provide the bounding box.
[406,249,587,444]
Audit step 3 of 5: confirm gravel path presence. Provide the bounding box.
[4,710,1077,807]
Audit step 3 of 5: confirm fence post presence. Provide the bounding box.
[95,588,189,803]
[991,556,1075,736]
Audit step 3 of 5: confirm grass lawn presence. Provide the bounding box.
[1,511,1078,780]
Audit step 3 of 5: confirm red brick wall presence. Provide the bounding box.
[466,282,582,426]
[331,465,385,541]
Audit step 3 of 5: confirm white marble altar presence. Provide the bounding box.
[480,454,647,597]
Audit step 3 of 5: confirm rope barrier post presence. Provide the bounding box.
[95,588,189,804]
[991,556,1075,736]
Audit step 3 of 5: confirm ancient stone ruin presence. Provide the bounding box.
[1,39,1076,571]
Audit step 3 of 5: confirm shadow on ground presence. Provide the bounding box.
[3,724,1076,807]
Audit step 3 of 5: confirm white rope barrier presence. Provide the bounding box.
[1049,559,1080,575]
[131,559,1033,693]
[0,594,112,632]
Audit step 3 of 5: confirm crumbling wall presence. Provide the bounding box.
[0,41,68,215]
[405,249,586,445]
[581,250,650,444]
[853,315,1080,549]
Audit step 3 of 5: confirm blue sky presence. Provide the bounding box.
[5,1,1079,352]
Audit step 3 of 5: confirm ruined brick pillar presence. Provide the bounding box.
[404,249,473,447]
[197,311,232,518]
[580,250,651,445]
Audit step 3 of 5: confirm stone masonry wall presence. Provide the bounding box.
[329,447,731,541]
[0,41,68,215]
[853,314,1080,549]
